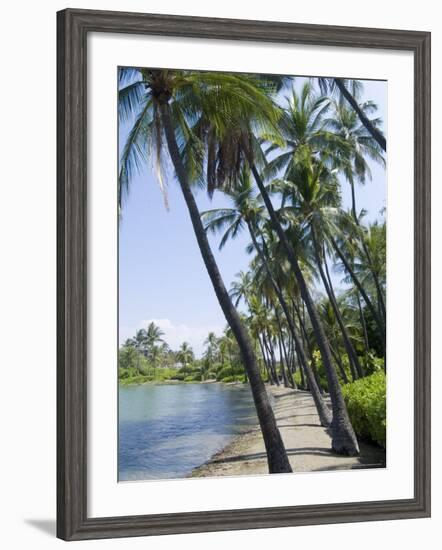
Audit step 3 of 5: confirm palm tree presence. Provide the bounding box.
[203,332,219,378]
[119,341,139,370]
[272,152,364,379]
[325,101,384,220]
[326,101,386,328]
[119,68,292,473]
[318,78,386,151]
[158,341,173,369]
[132,328,148,371]
[145,321,165,362]
[249,89,360,455]
[203,170,332,426]
[176,342,194,369]
[332,212,386,354]
[263,83,348,182]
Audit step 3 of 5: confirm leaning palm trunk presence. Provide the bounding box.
[274,310,290,387]
[311,227,364,379]
[159,102,292,473]
[248,161,358,455]
[356,293,371,370]
[264,331,280,386]
[349,182,386,327]
[279,327,297,389]
[292,298,324,393]
[334,78,386,151]
[248,222,332,428]
[329,344,350,384]
[329,234,386,357]
[277,335,289,388]
[258,335,274,383]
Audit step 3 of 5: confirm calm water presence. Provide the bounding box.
[118,383,257,481]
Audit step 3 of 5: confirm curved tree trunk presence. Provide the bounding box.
[334,78,386,151]
[329,234,386,357]
[248,161,358,455]
[160,102,292,473]
[349,179,386,327]
[277,334,289,388]
[330,344,349,384]
[297,351,307,389]
[248,222,332,428]
[264,331,280,386]
[274,309,291,388]
[357,293,371,371]
[257,335,272,382]
[323,244,365,380]
[279,328,297,389]
[311,227,364,379]
[291,298,324,393]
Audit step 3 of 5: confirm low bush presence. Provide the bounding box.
[364,354,385,375]
[170,372,186,381]
[216,366,235,380]
[219,374,245,383]
[118,367,138,380]
[342,370,386,448]
[119,373,150,385]
[184,373,202,382]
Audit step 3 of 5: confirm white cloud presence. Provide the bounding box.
[141,318,224,357]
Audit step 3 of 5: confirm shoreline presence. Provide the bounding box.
[189,385,386,478]
[119,379,244,387]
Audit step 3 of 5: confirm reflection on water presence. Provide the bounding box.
[118,383,257,481]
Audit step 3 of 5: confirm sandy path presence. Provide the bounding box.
[190,385,385,477]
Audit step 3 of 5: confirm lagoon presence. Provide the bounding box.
[118,383,257,481]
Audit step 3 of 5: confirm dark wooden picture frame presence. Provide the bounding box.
[57,8,431,541]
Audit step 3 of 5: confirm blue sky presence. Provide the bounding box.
[119,76,386,356]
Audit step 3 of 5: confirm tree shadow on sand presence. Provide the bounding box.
[209,444,385,469]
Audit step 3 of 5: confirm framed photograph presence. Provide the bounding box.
[57,8,431,541]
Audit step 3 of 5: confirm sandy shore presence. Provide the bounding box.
[190,385,385,477]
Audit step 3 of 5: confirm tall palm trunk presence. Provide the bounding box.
[311,227,364,379]
[277,334,289,388]
[297,350,307,389]
[279,327,297,389]
[160,102,292,473]
[265,328,280,385]
[329,234,386,356]
[329,343,349,384]
[322,251,360,381]
[356,293,371,371]
[258,334,273,383]
[248,161,358,455]
[292,298,324,393]
[274,309,290,387]
[334,78,386,151]
[248,222,332,427]
[281,328,298,390]
[263,331,279,385]
[349,180,386,327]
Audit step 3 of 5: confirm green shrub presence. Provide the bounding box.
[183,373,202,382]
[216,364,245,381]
[170,372,186,381]
[220,374,245,383]
[342,370,386,448]
[119,374,150,385]
[364,354,385,375]
[216,366,235,380]
[118,367,142,380]
[153,368,177,381]
[311,350,355,390]
[293,369,302,387]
